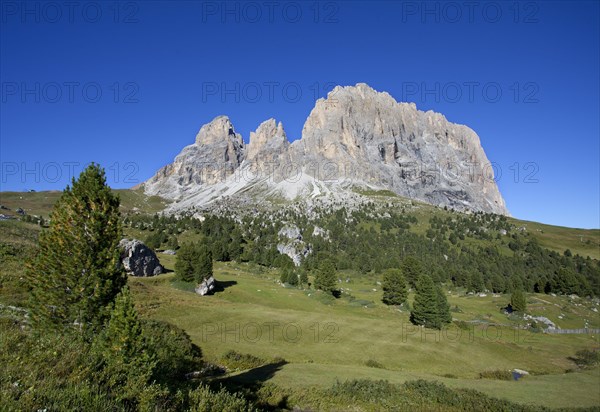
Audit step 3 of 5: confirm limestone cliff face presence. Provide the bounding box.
[144,116,244,197]
[144,84,508,215]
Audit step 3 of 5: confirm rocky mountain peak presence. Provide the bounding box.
[144,83,509,216]
[194,115,242,146]
[246,118,288,161]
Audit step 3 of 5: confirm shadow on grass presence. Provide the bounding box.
[213,279,237,293]
[218,359,289,410]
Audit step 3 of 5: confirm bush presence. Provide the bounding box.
[365,359,385,369]
[478,370,513,380]
[188,384,256,412]
[220,350,265,371]
[142,319,203,384]
[572,349,600,367]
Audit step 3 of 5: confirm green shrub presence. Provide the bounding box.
[365,359,385,369]
[188,384,256,412]
[478,370,513,380]
[142,319,203,384]
[572,349,600,367]
[220,350,265,371]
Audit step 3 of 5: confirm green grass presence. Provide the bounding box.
[129,261,600,409]
[0,188,168,219]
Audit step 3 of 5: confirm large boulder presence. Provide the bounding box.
[119,238,163,277]
[195,276,215,296]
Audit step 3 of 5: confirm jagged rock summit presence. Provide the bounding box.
[144,83,508,215]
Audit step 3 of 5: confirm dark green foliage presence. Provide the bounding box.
[175,242,213,283]
[299,268,309,287]
[410,275,451,329]
[141,319,203,384]
[145,230,167,250]
[381,268,408,306]
[195,245,213,284]
[314,260,338,295]
[571,349,600,367]
[400,256,424,288]
[479,370,514,380]
[27,164,125,333]
[188,384,256,411]
[365,359,385,369]
[93,286,156,405]
[175,242,196,282]
[510,288,527,313]
[220,350,265,371]
[436,286,452,325]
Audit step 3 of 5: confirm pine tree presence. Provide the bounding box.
[194,245,213,283]
[299,269,309,288]
[401,256,424,288]
[95,286,156,403]
[381,268,408,306]
[27,164,125,332]
[175,242,195,282]
[510,288,527,313]
[314,260,338,295]
[436,285,452,325]
[410,274,442,329]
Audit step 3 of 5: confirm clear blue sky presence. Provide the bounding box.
[1,1,598,229]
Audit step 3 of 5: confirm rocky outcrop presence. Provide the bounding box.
[195,276,215,295]
[119,239,163,277]
[143,83,508,215]
[144,116,244,197]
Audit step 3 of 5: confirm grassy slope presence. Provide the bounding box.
[2,189,600,409]
[2,189,599,259]
[129,259,600,409]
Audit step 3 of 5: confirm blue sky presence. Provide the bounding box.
[1,1,598,228]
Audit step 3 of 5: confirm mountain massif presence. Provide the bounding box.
[143,83,508,215]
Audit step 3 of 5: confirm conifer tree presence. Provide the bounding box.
[95,286,156,403]
[175,242,195,282]
[314,260,338,295]
[410,274,443,329]
[194,245,213,283]
[510,288,527,313]
[27,164,125,332]
[401,256,424,288]
[436,285,452,325]
[381,268,408,306]
[299,269,309,288]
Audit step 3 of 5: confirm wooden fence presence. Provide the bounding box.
[543,328,600,334]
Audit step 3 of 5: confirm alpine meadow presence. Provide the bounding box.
[1,1,599,411]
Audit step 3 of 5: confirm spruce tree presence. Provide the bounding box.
[95,286,155,403]
[510,288,527,313]
[382,268,408,306]
[401,256,424,288]
[436,285,452,325]
[299,269,309,288]
[410,274,442,329]
[174,242,195,282]
[27,164,125,332]
[314,260,338,295]
[194,245,213,283]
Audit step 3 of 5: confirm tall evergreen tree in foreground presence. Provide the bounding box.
[382,268,408,306]
[27,164,125,332]
[94,286,156,405]
[410,274,451,329]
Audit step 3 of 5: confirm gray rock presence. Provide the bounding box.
[195,276,215,295]
[119,238,163,277]
[15,208,25,215]
[162,249,177,255]
[143,83,508,215]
